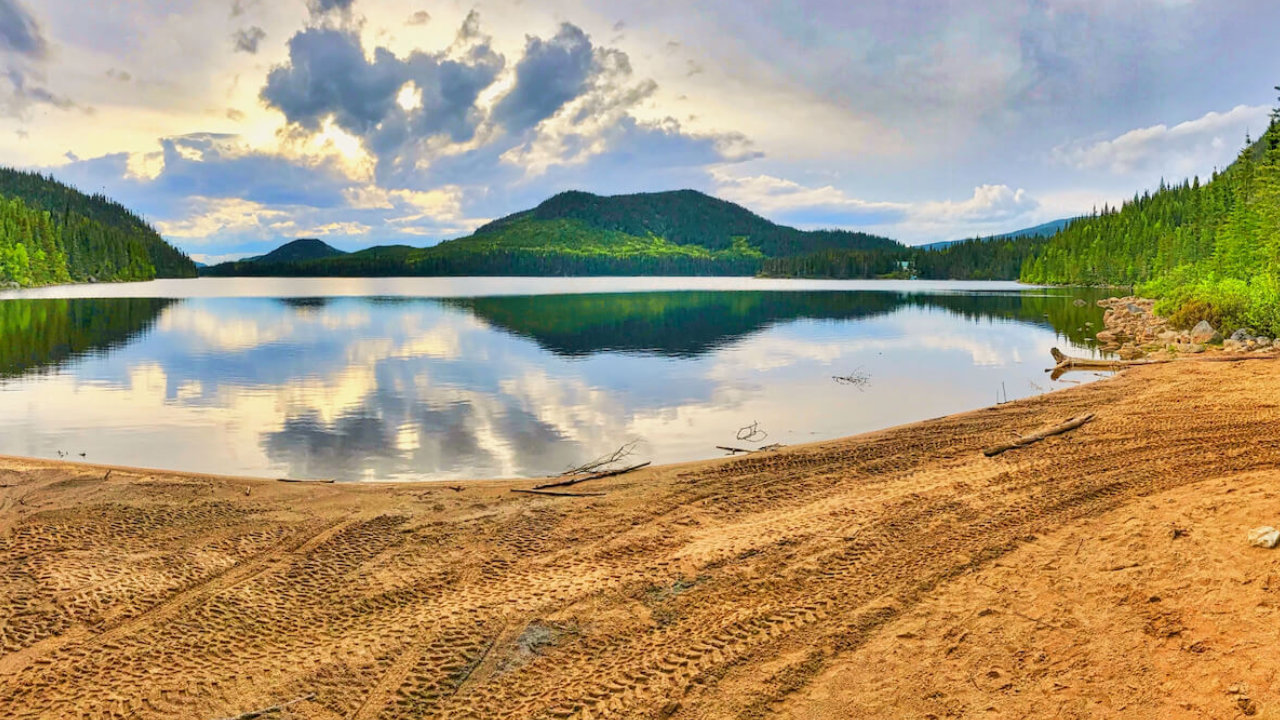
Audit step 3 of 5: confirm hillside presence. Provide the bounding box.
[1022,104,1280,333]
[0,168,196,288]
[202,190,902,278]
[917,217,1075,251]
[246,238,346,264]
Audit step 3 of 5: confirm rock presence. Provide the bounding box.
[1250,526,1280,549]
[0,280,19,290]
[1096,330,1118,343]
[1157,330,1179,343]
[1117,344,1146,360]
[1224,339,1245,352]
[1257,337,1273,348]
[1126,303,1145,314]
[1189,320,1220,344]
[1173,343,1206,354]
[1230,328,1254,342]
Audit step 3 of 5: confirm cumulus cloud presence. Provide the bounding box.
[0,0,74,115]
[233,26,266,54]
[259,10,748,200]
[491,24,596,133]
[261,22,504,180]
[406,10,430,26]
[1052,104,1270,177]
[712,171,1040,242]
[308,0,354,18]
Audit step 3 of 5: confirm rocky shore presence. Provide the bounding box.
[1093,296,1275,359]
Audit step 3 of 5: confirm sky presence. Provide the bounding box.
[2,0,1278,261]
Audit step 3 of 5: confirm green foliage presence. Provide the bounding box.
[0,167,196,287]
[1023,90,1280,335]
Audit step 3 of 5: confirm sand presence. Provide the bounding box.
[2,356,1279,719]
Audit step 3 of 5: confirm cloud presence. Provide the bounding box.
[261,22,504,180]
[712,171,1040,241]
[915,184,1038,224]
[0,0,45,58]
[0,0,74,116]
[405,10,430,26]
[490,23,595,134]
[308,0,354,18]
[712,171,908,226]
[1051,104,1271,176]
[233,26,266,54]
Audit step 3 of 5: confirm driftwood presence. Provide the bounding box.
[511,489,608,498]
[559,441,639,476]
[1050,347,1166,371]
[716,444,785,455]
[276,478,336,484]
[983,414,1095,457]
[534,462,650,490]
[214,693,316,720]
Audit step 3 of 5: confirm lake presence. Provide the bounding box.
[0,277,1116,481]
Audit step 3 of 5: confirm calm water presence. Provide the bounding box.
[0,278,1115,481]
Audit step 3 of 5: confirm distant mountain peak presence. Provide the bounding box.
[250,238,347,264]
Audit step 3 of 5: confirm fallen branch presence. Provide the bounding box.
[983,414,1096,457]
[716,444,785,455]
[1050,347,1166,371]
[511,489,607,498]
[533,461,651,490]
[276,478,335,484]
[213,693,316,720]
[559,441,639,477]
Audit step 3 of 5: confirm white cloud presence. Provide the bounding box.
[711,171,1040,242]
[1052,104,1270,176]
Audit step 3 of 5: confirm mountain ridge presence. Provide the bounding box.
[202,189,903,278]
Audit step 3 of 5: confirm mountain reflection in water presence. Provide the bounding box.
[0,284,1115,481]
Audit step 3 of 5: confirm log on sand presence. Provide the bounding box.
[1050,347,1166,371]
[533,462,651,490]
[983,414,1096,457]
[511,489,608,498]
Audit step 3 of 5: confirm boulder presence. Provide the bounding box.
[1224,339,1245,352]
[1257,337,1273,348]
[1173,342,1206,354]
[1189,320,1220,344]
[1117,344,1146,360]
[1157,330,1180,343]
[1096,330,1118,344]
[1230,328,1254,342]
[1126,303,1145,315]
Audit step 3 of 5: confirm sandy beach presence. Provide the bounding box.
[2,355,1279,719]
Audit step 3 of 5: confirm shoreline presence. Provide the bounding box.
[4,355,1279,718]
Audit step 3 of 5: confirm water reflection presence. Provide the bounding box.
[0,284,1114,481]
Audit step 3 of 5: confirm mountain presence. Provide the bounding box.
[0,168,196,288]
[247,238,347,264]
[1023,113,1280,334]
[917,218,1076,251]
[202,189,903,278]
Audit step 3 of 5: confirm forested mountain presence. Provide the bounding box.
[1022,93,1280,333]
[918,218,1075,250]
[0,168,196,287]
[203,190,902,278]
[246,238,346,264]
